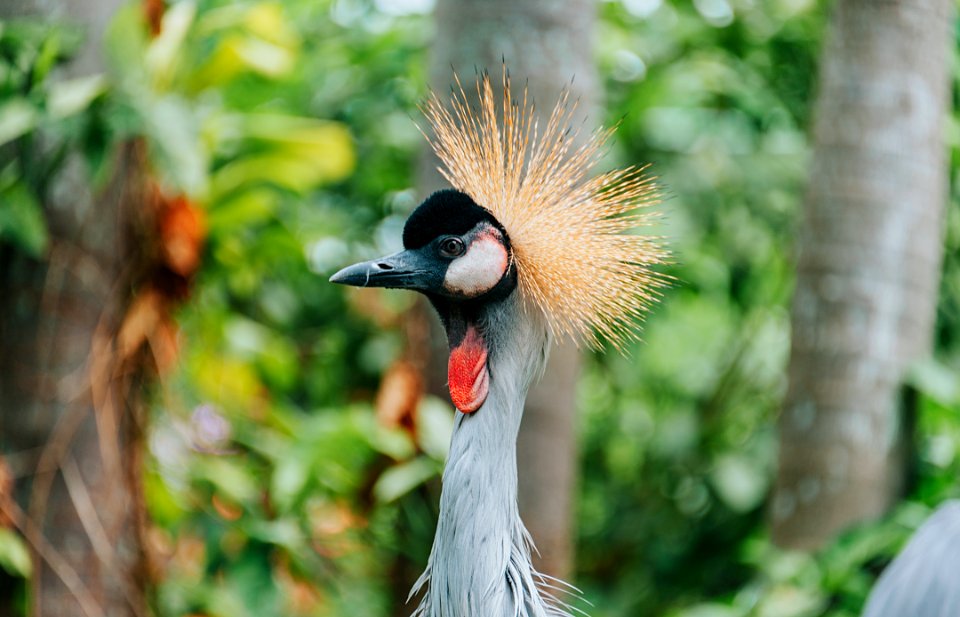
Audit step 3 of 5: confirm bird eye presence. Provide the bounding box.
[438,237,466,258]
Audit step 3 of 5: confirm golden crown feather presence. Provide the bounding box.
[421,68,669,349]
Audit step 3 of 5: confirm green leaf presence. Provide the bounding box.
[203,585,252,617]
[242,3,300,48]
[271,453,310,512]
[31,28,62,83]
[231,36,295,77]
[144,95,209,197]
[755,584,826,617]
[372,457,439,503]
[46,74,108,118]
[366,424,415,461]
[145,0,197,87]
[198,458,258,504]
[908,358,960,406]
[0,99,38,147]
[710,453,768,512]
[144,468,188,525]
[244,518,303,551]
[0,182,48,256]
[208,117,354,199]
[207,189,280,233]
[669,604,740,617]
[210,154,324,197]
[417,396,455,461]
[0,529,32,577]
[104,4,150,79]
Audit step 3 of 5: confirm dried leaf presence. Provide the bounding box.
[118,287,163,360]
[160,195,207,277]
[375,360,422,439]
[0,458,12,528]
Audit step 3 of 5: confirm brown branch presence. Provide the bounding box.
[0,498,106,617]
[62,456,149,617]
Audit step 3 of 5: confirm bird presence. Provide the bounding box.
[861,501,960,617]
[331,69,667,617]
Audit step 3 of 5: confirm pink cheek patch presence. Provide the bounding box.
[447,325,489,414]
[442,231,508,298]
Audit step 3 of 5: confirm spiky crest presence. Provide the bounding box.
[421,68,668,348]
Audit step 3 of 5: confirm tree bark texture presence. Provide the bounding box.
[772,0,952,550]
[1,1,151,615]
[422,0,597,584]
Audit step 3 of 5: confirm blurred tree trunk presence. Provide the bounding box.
[0,1,151,615]
[414,0,597,593]
[772,0,952,549]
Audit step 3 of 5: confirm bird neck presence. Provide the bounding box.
[412,293,567,617]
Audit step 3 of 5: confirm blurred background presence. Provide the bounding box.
[1,0,959,616]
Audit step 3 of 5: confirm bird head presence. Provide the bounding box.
[330,189,517,305]
[330,189,518,413]
[332,69,668,414]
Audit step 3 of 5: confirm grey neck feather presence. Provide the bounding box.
[410,293,575,617]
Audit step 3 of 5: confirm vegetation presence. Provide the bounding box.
[1,0,959,616]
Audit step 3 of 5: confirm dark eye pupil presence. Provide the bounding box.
[440,238,464,257]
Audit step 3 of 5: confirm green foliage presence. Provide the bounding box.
[573,1,822,613]
[0,528,31,577]
[0,178,47,256]
[0,20,91,255]
[670,364,960,617]
[131,2,441,615]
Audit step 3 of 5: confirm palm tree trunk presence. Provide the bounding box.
[0,1,151,614]
[772,0,953,549]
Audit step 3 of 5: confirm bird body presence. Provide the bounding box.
[332,69,666,616]
[410,292,558,616]
[862,501,960,617]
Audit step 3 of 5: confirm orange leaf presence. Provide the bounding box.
[160,196,207,277]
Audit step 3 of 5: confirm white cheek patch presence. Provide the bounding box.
[443,230,508,298]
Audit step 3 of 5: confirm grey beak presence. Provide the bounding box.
[329,249,442,290]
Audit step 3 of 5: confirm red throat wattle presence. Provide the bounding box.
[447,325,489,413]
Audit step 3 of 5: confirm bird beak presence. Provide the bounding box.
[329,249,441,291]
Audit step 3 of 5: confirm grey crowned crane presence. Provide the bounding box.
[331,71,667,617]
